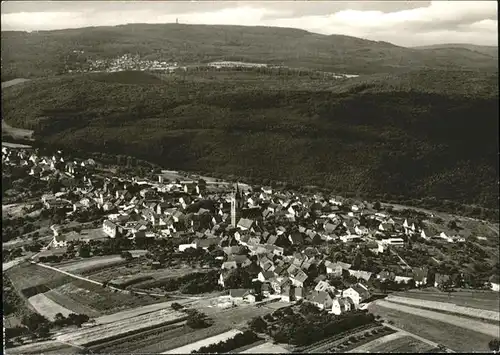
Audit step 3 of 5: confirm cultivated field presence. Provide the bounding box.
[56,256,126,274]
[199,301,291,328]
[163,329,243,354]
[6,340,81,355]
[375,300,499,337]
[6,263,73,296]
[2,119,34,140]
[369,303,494,352]
[57,308,186,346]
[351,333,434,353]
[241,342,290,353]
[395,289,500,312]
[92,300,192,325]
[85,263,210,288]
[27,293,73,321]
[386,295,500,322]
[44,289,102,318]
[53,279,164,315]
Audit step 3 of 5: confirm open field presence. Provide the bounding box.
[2,119,34,140]
[2,141,32,148]
[6,340,82,355]
[57,308,186,346]
[4,315,23,328]
[88,321,187,353]
[56,255,126,274]
[347,332,404,353]
[351,333,434,353]
[374,300,498,337]
[6,263,73,296]
[385,295,500,322]
[369,303,494,352]
[241,342,290,353]
[90,322,231,354]
[1,78,31,88]
[85,263,211,288]
[163,329,243,354]
[395,289,500,312]
[44,289,102,318]
[199,301,291,328]
[53,279,165,315]
[27,293,73,321]
[2,203,34,218]
[92,300,192,325]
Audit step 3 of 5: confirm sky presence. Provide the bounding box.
[1,1,498,47]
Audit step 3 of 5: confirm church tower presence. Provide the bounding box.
[231,182,242,227]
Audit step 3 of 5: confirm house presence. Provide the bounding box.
[325,261,351,275]
[258,271,276,283]
[377,270,396,282]
[261,283,272,297]
[229,289,253,302]
[412,267,428,286]
[294,287,303,300]
[394,275,413,284]
[310,290,335,310]
[379,222,395,233]
[489,275,499,292]
[434,273,451,288]
[178,243,197,252]
[381,238,405,247]
[281,286,295,302]
[331,297,354,315]
[53,234,68,248]
[288,231,304,245]
[102,220,118,238]
[314,280,334,292]
[290,269,308,288]
[342,283,370,307]
[222,261,238,270]
[347,269,373,282]
[237,218,255,231]
[271,277,291,294]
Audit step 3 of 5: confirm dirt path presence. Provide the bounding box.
[375,300,499,337]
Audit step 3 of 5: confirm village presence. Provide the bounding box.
[3,144,499,353]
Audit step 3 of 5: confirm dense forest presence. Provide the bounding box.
[1,24,498,78]
[2,69,498,213]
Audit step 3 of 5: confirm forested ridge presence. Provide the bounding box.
[2,69,498,212]
[1,23,498,79]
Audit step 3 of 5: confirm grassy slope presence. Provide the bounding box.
[2,69,498,209]
[1,24,498,78]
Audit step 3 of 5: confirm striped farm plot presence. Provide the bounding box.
[57,256,126,274]
[92,300,192,325]
[385,295,500,322]
[44,289,102,318]
[375,300,499,338]
[27,293,73,321]
[57,308,186,346]
[241,342,290,353]
[162,329,243,354]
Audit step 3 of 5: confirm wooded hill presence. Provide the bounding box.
[1,24,498,79]
[2,69,498,212]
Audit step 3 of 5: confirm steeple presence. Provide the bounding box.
[231,182,242,228]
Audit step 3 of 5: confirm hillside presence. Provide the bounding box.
[1,24,498,79]
[413,44,498,58]
[2,69,498,211]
